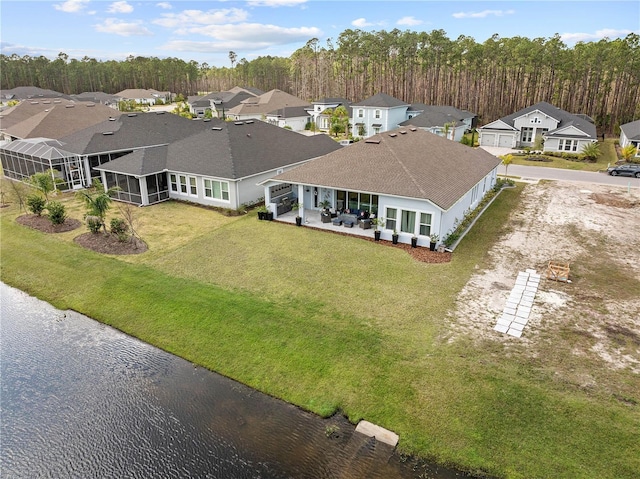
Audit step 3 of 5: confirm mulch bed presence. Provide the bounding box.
[16,214,147,255]
[74,232,148,255]
[16,214,82,233]
[288,222,452,264]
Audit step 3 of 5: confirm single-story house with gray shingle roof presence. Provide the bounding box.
[0,86,71,102]
[261,126,501,246]
[619,119,640,157]
[0,112,342,207]
[478,101,597,152]
[226,89,309,121]
[400,104,470,141]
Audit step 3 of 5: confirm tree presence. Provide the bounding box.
[502,154,514,177]
[581,142,601,162]
[76,179,117,233]
[29,169,58,201]
[620,144,638,162]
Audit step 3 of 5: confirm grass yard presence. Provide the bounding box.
[504,139,618,172]
[1,181,638,479]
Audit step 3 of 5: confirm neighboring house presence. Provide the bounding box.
[400,104,471,141]
[265,105,312,131]
[262,126,501,246]
[0,98,121,142]
[307,98,352,132]
[226,89,309,121]
[478,101,597,152]
[0,86,71,103]
[71,91,119,109]
[188,87,261,119]
[0,112,342,208]
[114,88,172,106]
[619,119,640,157]
[351,93,410,139]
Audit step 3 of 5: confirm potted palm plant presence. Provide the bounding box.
[429,233,439,251]
[371,217,385,241]
[291,201,303,226]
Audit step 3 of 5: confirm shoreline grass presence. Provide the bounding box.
[1,183,638,479]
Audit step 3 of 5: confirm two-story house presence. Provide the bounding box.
[351,93,410,139]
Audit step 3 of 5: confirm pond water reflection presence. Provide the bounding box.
[1,283,477,478]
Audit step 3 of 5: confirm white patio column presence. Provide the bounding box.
[297,184,305,221]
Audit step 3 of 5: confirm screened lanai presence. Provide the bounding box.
[0,138,87,190]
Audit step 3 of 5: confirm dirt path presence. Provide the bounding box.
[447,181,640,374]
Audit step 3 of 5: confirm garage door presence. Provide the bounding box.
[481,133,495,146]
[498,134,513,148]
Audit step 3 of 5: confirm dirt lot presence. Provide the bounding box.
[448,181,640,375]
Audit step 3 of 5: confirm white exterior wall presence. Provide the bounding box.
[513,112,558,133]
[479,129,517,148]
[353,106,408,138]
[377,195,443,246]
[543,137,595,153]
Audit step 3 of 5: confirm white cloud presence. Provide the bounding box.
[107,1,134,14]
[53,0,90,13]
[153,8,248,28]
[247,0,307,6]
[397,16,423,26]
[352,18,373,27]
[452,10,515,19]
[560,28,637,43]
[94,18,154,36]
[156,2,172,9]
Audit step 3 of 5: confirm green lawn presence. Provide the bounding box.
[1,185,638,479]
[503,139,618,172]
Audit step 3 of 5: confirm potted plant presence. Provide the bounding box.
[392,229,399,245]
[411,235,418,248]
[429,233,439,251]
[291,201,303,226]
[256,204,268,220]
[318,199,331,214]
[371,217,385,241]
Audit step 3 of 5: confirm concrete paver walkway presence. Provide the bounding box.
[494,269,541,337]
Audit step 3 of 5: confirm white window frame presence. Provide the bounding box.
[385,207,397,231]
[169,173,178,192]
[179,175,188,194]
[358,109,364,118]
[521,127,534,143]
[559,139,578,152]
[419,213,432,237]
[531,116,541,124]
[203,178,230,201]
[375,109,381,119]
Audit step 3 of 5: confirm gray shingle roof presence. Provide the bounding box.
[352,93,409,108]
[92,118,342,180]
[271,127,500,211]
[0,87,71,101]
[620,119,640,141]
[497,101,597,139]
[266,105,312,118]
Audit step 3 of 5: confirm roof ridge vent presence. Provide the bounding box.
[127,113,137,117]
[103,132,114,135]
[211,127,223,131]
[365,139,381,144]
[203,118,211,122]
[410,127,417,131]
[399,130,407,134]
[234,121,244,125]
[108,117,116,121]
[156,111,165,115]
[245,120,254,124]
[86,103,95,107]
[388,133,397,137]
[65,104,75,108]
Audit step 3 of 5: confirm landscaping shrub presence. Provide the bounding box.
[86,216,102,233]
[110,217,129,241]
[26,194,46,216]
[46,201,67,225]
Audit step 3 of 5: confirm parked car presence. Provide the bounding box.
[607,163,640,177]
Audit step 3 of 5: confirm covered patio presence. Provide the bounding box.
[275,208,379,240]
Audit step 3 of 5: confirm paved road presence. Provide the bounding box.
[498,164,640,189]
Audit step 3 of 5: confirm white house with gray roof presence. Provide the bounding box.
[619,119,640,157]
[478,101,597,152]
[262,126,501,246]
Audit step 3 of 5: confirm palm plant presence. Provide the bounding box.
[581,142,601,162]
[501,154,514,177]
[620,144,638,162]
[76,179,119,233]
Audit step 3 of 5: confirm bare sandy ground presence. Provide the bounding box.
[447,180,640,373]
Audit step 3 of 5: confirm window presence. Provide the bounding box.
[189,176,197,195]
[401,210,416,234]
[471,184,479,204]
[531,116,541,124]
[170,174,178,192]
[521,127,533,143]
[386,208,397,231]
[204,178,229,201]
[179,175,187,193]
[559,139,578,151]
[373,127,380,135]
[419,213,432,236]
[358,109,364,118]
[375,109,380,119]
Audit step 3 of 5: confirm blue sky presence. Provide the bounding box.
[1,1,638,67]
